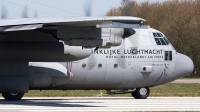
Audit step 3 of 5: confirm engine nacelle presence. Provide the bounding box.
[58,26,135,48]
[101,28,124,47]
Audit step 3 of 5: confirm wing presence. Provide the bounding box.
[0,16,145,31]
[0,16,145,47]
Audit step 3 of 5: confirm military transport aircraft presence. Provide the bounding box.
[0,5,194,100]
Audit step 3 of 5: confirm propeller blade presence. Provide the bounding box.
[33,10,38,18]
[1,5,8,19]
[117,28,136,68]
[117,39,126,69]
[84,0,92,16]
[21,6,28,18]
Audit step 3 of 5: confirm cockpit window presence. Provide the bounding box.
[163,37,169,45]
[154,38,161,45]
[153,33,158,37]
[159,33,163,37]
[159,38,166,45]
[153,32,170,46]
[157,33,162,37]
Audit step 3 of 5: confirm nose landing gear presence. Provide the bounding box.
[131,87,150,99]
[106,87,150,99]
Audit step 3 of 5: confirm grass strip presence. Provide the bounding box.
[1,83,200,97]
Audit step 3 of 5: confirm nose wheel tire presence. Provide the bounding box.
[2,93,24,100]
[131,87,150,99]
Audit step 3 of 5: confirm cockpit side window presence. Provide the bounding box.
[165,51,172,61]
[154,38,162,45]
[169,51,172,60]
[165,51,169,61]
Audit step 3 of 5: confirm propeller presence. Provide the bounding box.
[1,5,8,19]
[33,10,38,18]
[117,28,136,69]
[84,0,92,16]
[21,6,28,18]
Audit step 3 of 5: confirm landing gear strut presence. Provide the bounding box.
[131,87,150,99]
[2,93,24,100]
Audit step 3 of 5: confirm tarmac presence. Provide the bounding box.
[0,79,200,112]
[0,97,200,112]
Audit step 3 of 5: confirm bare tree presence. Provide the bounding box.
[106,0,200,76]
[121,0,136,16]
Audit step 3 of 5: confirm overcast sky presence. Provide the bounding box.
[0,0,166,18]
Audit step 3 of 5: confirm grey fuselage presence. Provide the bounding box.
[28,26,194,91]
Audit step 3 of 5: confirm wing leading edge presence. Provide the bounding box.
[0,16,145,32]
[0,16,145,48]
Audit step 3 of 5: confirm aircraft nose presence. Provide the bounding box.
[174,53,194,78]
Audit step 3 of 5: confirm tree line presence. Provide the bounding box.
[106,0,200,76]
